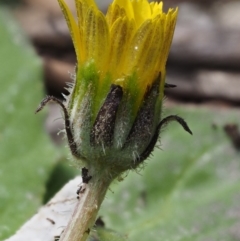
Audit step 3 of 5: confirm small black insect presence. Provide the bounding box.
[82,167,92,184]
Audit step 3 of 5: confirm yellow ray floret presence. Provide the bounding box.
[57,0,82,63]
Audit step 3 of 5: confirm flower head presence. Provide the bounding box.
[37,0,191,180]
[58,0,177,117]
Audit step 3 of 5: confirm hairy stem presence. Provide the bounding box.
[59,177,111,241]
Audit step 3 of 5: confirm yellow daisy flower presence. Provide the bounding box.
[58,0,177,117]
[37,0,191,176]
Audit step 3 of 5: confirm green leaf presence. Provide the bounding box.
[0,9,59,240]
[100,107,240,241]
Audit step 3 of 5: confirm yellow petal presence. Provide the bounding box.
[75,0,98,25]
[150,1,163,18]
[157,8,178,69]
[120,20,155,110]
[83,7,110,73]
[139,17,164,84]
[131,0,151,27]
[76,0,98,12]
[109,17,135,80]
[75,0,88,63]
[58,0,82,64]
[111,0,134,21]
[106,3,129,27]
[124,20,154,78]
[75,0,102,64]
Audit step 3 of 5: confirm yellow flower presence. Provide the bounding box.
[58,0,178,118]
[37,0,191,178]
[35,4,191,239]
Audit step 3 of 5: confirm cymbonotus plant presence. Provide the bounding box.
[36,0,192,240]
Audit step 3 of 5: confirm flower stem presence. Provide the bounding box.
[59,177,111,241]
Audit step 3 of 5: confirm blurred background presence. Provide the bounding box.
[2,0,240,144]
